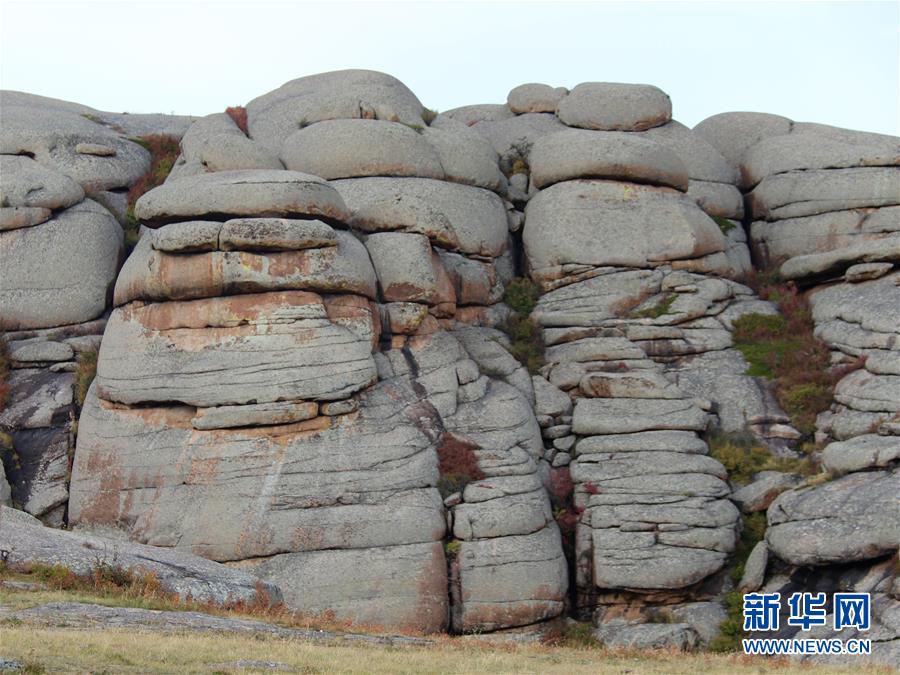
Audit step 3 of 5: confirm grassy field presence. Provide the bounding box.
[1,575,893,674]
[3,626,890,675]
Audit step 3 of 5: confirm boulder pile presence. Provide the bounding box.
[0,72,896,659]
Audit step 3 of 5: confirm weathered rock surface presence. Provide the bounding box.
[556,83,672,131]
[524,180,726,283]
[0,199,122,330]
[134,170,351,225]
[528,129,689,190]
[507,83,568,114]
[96,291,376,406]
[595,622,699,650]
[0,505,280,605]
[766,470,899,566]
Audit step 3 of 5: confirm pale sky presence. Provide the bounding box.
[1,0,898,135]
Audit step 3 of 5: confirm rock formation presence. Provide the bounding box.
[0,72,897,662]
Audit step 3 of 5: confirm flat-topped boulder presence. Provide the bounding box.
[556,82,672,131]
[748,167,900,221]
[134,170,351,225]
[114,229,377,305]
[523,180,725,282]
[95,291,377,406]
[176,112,283,175]
[246,69,427,154]
[528,129,689,190]
[767,469,899,566]
[281,119,444,180]
[507,83,568,114]
[332,177,508,257]
[742,131,900,187]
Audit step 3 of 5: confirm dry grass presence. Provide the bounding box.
[1,626,886,675]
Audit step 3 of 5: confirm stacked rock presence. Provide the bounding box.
[69,70,567,635]
[446,80,816,647]
[696,112,900,663]
[0,93,158,524]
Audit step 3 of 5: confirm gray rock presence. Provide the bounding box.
[0,205,52,231]
[640,121,739,184]
[846,262,895,283]
[333,177,508,257]
[834,369,900,413]
[580,370,683,399]
[0,155,84,209]
[70,376,446,561]
[0,463,11,506]
[422,120,506,191]
[810,271,900,344]
[134,170,351,226]
[246,69,426,155]
[528,129,689,190]
[737,541,768,593]
[822,434,900,473]
[780,235,900,281]
[523,180,725,284]
[281,119,443,180]
[576,430,708,456]
[8,339,73,364]
[219,218,337,251]
[191,401,319,430]
[178,112,282,173]
[440,104,514,125]
[557,82,672,132]
[594,622,699,650]
[467,112,566,170]
[749,167,900,221]
[96,291,377,407]
[245,542,448,633]
[114,229,377,306]
[453,526,567,632]
[0,369,73,429]
[365,232,452,305]
[731,471,800,513]
[686,180,744,219]
[573,398,708,435]
[767,469,900,565]
[0,505,280,605]
[0,600,432,646]
[0,102,150,191]
[0,199,122,330]
[751,206,899,265]
[742,131,900,187]
[438,251,502,306]
[545,336,646,364]
[669,602,727,645]
[507,83,568,114]
[150,220,222,252]
[532,375,572,418]
[692,111,793,170]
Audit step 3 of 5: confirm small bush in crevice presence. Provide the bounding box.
[503,277,541,315]
[435,433,485,499]
[630,293,675,319]
[499,277,544,374]
[732,273,865,438]
[421,107,438,124]
[124,134,181,249]
[712,215,736,234]
[74,350,97,409]
[707,432,813,486]
[708,590,746,653]
[224,106,248,134]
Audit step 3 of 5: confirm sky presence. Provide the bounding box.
[1,0,898,135]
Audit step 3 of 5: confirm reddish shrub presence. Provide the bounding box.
[549,467,574,503]
[436,433,484,498]
[225,106,249,134]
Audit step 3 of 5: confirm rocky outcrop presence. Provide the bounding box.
[694,109,900,665]
[2,72,897,660]
[63,71,566,635]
